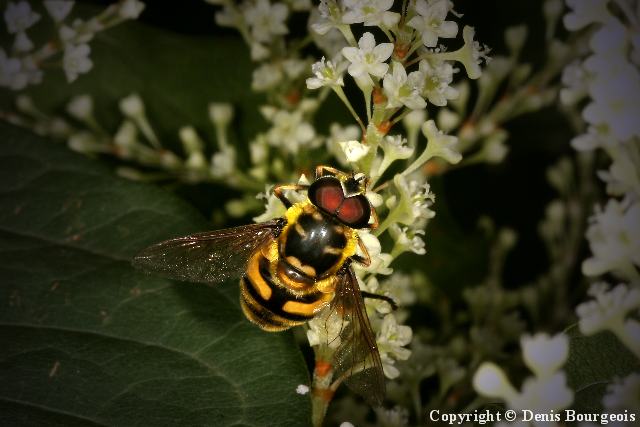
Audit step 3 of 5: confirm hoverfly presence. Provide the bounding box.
[133,165,396,405]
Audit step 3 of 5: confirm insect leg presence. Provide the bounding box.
[273,184,308,208]
[361,291,398,311]
[351,236,371,267]
[367,207,379,230]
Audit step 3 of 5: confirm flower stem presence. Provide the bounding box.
[333,86,366,134]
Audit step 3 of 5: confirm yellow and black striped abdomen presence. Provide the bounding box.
[240,249,333,332]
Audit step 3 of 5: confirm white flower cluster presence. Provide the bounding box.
[576,282,640,357]
[560,0,640,416]
[12,92,273,200]
[561,0,640,285]
[561,0,640,322]
[473,333,573,427]
[292,2,487,415]
[0,0,145,89]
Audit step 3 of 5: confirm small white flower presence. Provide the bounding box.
[563,0,612,30]
[114,120,138,149]
[338,139,369,163]
[342,32,393,86]
[119,93,144,117]
[421,119,462,164]
[295,384,310,395]
[598,147,640,197]
[14,94,33,113]
[118,0,145,19]
[473,362,517,399]
[245,0,289,43]
[581,62,640,141]
[249,135,268,164]
[504,25,528,55]
[307,306,347,349]
[560,60,589,106]
[309,12,347,57]
[436,108,460,132]
[44,1,74,22]
[254,186,286,222]
[265,109,315,154]
[282,58,307,79]
[374,406,409,426]
[62,43,93,82]
[570,125,619,152]
[250,42,270,61]
[179,126,204,155]
[310,0,344,35]
[408,0,458,47]
[455,26,491,80]
[382,62,427,110]
[381,135,414,160]
[479,129,509,164]
[306,56,345,89]
[361,277,389,314]
[520,333,569,378]
[582,199,640,278]
[4,1,40,34]
[214,4,240,27]
[403,109,427,133]
[13,31,33,52]
[290,0,311,11]
[208,102,234,127]
[390,225,426,255]
[326,122,360,165]
[376,135,414,177]
[474,338,574,423]
[342,0,400,28]
[210,147,236,178]
[0,49,25,90]
[384,273,417,307]
[509,372,574,417]
[66,94,93,121]
[252,63,283,91]
[589,20,628,60]
[68,131,101,153]
[603,373,640,411]
[377,314,412,379]
[391,174,436,225]
[576,283,640,335]
[418,58,458,107]
[48,118,72,139]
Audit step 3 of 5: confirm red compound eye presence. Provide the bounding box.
[338,196,370,227]
[314,181,344,214]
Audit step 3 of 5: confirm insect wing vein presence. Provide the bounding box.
[132,219,282,285]
[330,266,385,406]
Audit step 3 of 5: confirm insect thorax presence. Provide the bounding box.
[280,201,357,280]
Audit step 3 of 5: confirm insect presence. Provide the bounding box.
[133,165,396,405]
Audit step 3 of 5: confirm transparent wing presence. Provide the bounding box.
[330,266,385,406]
[132,219,283,285]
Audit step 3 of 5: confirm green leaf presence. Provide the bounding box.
[0,122,311,426]
[564,324,640,413]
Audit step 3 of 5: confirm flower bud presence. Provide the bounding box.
[66,94,93,121]
[208,102,234,127]
[119,93,144,118]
